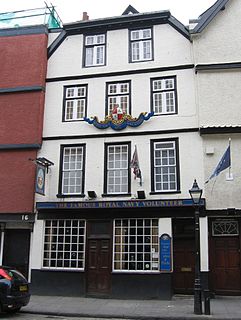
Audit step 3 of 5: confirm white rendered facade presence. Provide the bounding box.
[31,7,207,298]
[191,0,241,295]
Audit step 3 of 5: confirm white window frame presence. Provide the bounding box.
[64,85,87,121]
[107,82,130,114]
[153,140,178,192]
[61,145,85,195]
[106,144,129,194]
[113,218,159,272]
[130,28,152,62]
[42,219,86,270]
[152,77,176,115]
[85,34,106,67]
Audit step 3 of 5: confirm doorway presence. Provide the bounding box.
[173,219,195,294]
[210,219,241,295]
[2,229,30,279]
[86,221,112,296]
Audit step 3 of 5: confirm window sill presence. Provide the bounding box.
[56,193,85,198]
[152,112,177,117]
[112,270,161,274]
[41,267,84,272]
[149,190,181,195]
[102,193,132,198]
[63,119,85,122]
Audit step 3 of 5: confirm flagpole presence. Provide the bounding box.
[228,138,231,179]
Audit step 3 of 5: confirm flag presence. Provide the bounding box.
[130,145,142,185]
[205,144,231,183]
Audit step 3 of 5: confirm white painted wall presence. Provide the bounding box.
[196,70,241,127]
[43,68,197,138]
[203,136,241,210]
[35,132,204,203]
[47,24,192,78]
[192,0,241,64]
[30,220,45,269]
[192,0,241,210]
[200,216,209,271]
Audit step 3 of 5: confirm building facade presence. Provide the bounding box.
[30,6,209,299]
[191,0,241,295]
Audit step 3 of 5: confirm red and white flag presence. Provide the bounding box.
[130,145,142,185]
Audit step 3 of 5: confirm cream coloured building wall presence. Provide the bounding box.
[192,0,241,64]
[192,0,241,211]
[47,24,192,79]
[35,132,204,203]
[43,68,197,138]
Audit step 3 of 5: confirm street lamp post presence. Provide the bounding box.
[189,179,203,315]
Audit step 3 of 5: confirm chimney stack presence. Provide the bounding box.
[82,12,89,21]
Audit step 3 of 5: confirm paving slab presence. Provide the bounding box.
[21,295,241,320]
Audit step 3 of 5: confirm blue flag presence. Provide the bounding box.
[205,145,231,183]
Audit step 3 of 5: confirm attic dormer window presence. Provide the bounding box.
[130,28,153,62]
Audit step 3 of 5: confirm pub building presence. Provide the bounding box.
[29,5,208,299]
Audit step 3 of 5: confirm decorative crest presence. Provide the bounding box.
[84,105,154,131]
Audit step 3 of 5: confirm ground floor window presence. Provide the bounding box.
[43,219,86,270]
[113,218,159,272]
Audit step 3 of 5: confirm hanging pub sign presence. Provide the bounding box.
[35,164,46,195]
[159,233,172,272]
[84,105,154,130]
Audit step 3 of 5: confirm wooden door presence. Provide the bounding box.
[173,238,195,294]
[210,237,241,295]
[87,238,111,296]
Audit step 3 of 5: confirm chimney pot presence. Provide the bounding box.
[82,12,89,21]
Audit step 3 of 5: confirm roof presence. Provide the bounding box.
[191,0,230,33]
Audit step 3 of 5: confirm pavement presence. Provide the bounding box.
[21,294,241,320]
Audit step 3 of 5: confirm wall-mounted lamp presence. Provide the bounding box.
[137,190,146,199]
[87,191,97,199]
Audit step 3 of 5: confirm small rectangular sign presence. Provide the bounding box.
[160,234,172,272]
[35,164,46,195]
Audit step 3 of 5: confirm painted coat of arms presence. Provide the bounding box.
[84,105,153,130]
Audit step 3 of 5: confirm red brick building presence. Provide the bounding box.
[0,9,59,277]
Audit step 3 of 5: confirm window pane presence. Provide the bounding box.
[43,220,86,270]
[107,82,130,114]
[143,41,151,60]
[62,146,84,194]
[107,144,129,194]
[131,30,140,40]
[152,78,176,115]
[96,46,104,65]
[65,86,87,121]
[131,29,152,62]
[153,141,177,191]
[85,47,93,66]
[85,36,94,45]
[66,101,74,120]
[113,219,159,272]
[132,42,140,61]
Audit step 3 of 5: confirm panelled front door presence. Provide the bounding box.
[173,219,195,294]
[210,235,241,295]
[173,239,195,294]
[210,219,241,295]
[86,221,112,296]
